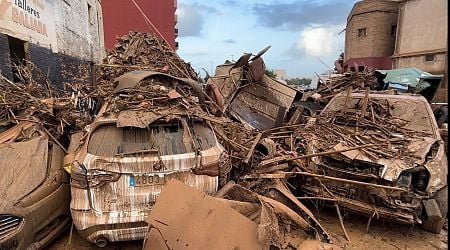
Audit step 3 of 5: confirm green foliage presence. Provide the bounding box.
[265,70,277,78]
[286,77,312,87]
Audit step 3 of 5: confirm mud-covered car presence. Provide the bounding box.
[64,71,228,247]
[298,92,447,233]
[0,122,71,249]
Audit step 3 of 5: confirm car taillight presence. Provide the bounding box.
[87,170,121,188]
[68,161,88,189]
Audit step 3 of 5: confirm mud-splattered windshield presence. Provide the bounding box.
[88,121,217,157]
[323,96,435,135]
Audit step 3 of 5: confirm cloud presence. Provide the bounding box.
[223,38,236,43]
[252,0,356,31]
[285,25,343,59]
[177,3,218,37]
[222,0,239,6]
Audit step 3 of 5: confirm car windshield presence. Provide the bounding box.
[87,121,217,157]
[324,95,435,135]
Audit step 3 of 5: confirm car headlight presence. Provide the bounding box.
[397,171,412,188]
[397,167,429,191]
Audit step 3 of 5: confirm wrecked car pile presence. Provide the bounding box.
[292,91,447,231]
[0,64,74,249]
[0,31,447,249]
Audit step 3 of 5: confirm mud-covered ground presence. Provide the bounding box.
[47,206,447,250]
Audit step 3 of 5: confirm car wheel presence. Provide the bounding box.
[422,186,448,234]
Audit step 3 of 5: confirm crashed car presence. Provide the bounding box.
[64,71,228,247]
[298,91,447,233]
[0,122,71,249]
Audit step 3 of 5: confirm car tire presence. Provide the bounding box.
[422,186,448,234]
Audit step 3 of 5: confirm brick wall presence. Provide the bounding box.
[344,0,399,68]
[0,34,12,80]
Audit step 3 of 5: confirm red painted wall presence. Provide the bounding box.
[101,0,176,50]
[344,56,392,71]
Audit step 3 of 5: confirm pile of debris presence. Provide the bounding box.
[302,68,380,105]
[95,31,198,97]
[0,62,75,146]
[2,31,445,249]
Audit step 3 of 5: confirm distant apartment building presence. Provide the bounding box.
[274,69,287,81]
[392,0,448,101]
[344,0,399,71]
[344,0,448,102]
[0,0,105,87]
[101,0,178,50]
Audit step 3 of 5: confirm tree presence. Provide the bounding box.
[265,70,277,78]
[286,77,312,88]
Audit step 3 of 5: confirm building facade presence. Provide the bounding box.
[101,0,177,50]
[274,69,287,81]
[392,0,448,101]
[344,0,399,71]
[0,0,105,88]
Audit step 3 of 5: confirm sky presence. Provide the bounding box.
[175,0,359,79]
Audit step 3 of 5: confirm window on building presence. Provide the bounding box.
[357,28,367,37]
[87,3,94,25]
[7,36,29,82]
[391,25,397,36]
[425,54,435,62]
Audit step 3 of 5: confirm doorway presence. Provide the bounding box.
[7,36,29,82]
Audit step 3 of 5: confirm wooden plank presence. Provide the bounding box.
[244,171,407,191]
[243,132,263,164]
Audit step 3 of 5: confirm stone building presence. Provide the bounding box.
[274,69,287,81]
[392,0,448,102]
[0,0,105,88]
[344,0,400,71]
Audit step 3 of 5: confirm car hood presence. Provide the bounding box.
[0,137,49,204]
[329,136,438,182]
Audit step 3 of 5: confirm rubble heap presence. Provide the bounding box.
[303,69,380,105]
[95,31,198,97]
[0,63,73,143]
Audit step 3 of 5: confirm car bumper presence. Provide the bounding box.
[0,184,70,249]
[71,209,148,243]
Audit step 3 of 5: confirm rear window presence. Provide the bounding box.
[87,121,217,157]
[324,96,435,135]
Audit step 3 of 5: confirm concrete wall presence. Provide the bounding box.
[54,0,105,62]
[394,0,447,55]
[344,0,399,69]
[392,0,448,101]
[0,0,105,87]
[102,0,177,50]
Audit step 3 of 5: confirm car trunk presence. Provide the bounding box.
[84,121,220,213]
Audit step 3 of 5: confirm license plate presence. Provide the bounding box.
[131,174,167,187]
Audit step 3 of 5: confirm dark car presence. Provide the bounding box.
[0,122,71,249]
